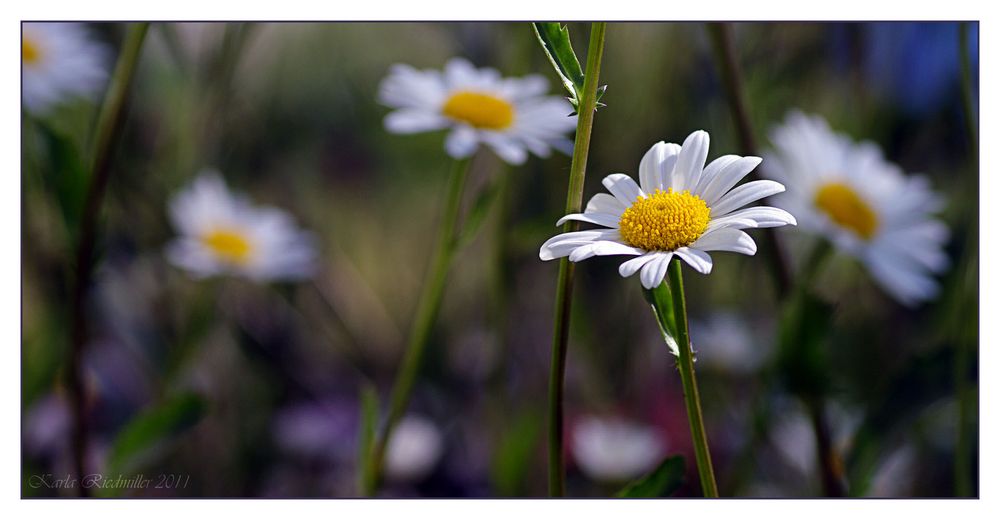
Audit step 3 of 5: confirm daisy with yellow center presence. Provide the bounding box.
[540,130,797,289]
[378,57,577,164]
[764,112,949,306]
[22,23,109,114]
[166,172,316,281]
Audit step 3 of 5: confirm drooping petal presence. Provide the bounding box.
[640,253,674,289]
[445,126,479,158]
[691,228,758,255]
[618,253,661,278]
[674,247,713,274]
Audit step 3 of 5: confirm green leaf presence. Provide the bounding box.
[490,410,543,496]
[453,176,503,250]
[39,124,89,237]
[532,23,585,103]
[357,382,379,494]
[616,455,686,498]
[104,393,207,479]
[776,290,836,398]
[644,283,680,357]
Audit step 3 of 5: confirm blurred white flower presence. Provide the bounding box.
[378,57,577,165]
[22,22,109,114]
[540,130,797,288]
[572,416,664,482]
[384,415,444,482]
[166,171,316,281]
[765,111,950,306]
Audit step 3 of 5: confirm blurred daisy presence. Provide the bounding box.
[22,22,109,114]
[378,57,577,165]
[764,111,949,305]
[572,416,664,482]
[540,130,796,288]
[384,415,444,482]
[166,172,316,281]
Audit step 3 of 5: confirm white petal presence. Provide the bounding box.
[639,141,668,193]
[555,212,620,228]
[640,253,674,289]
[707,206,796,231]
[710,180,786,217]
[585,193,627,215]
[669,130,710,192]
[602,173,643,206]
[674,247,714,274]
[384,109,449,134]
[618,253,660,277]
[445,126,479,158]
[539,230,619,260]
[692,154,742,197]
[699,156,763,206]
[692,228,757,255]
[482,133,529,165]
[568,241,645,262]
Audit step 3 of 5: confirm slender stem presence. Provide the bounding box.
[67,23,149,497]
[706,22,792,299]
[363,156,472,495]
[661,259,719,497]
[954,21,977,498]
[546,22,607,497]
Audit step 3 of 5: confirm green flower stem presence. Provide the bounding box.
[67,23,149,497]
[954,21,977,498]
[363,156,473,495]
[547,22,607,497]
[706,22,792,299]
[656,259,719,497]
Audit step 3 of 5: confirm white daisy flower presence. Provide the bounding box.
[572,416,664,482]
[539,130,797,289]
[22,22,110,114]
[166,172,316,281]
[377,57,577,165]
[384,415,444,482]
[764,111,950,306]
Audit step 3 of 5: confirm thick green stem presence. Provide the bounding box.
[547,22,607,497]
[67,23,149,497]
[661,259,719,497]
[363,156,472,495]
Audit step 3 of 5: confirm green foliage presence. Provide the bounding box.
[777,290,836,398]
[104,393,207,484]
[615,455,685,498]
[531,22,606,113]
[357,382,379,494]
[490,410,543,496]
[454,174,504,250]
[644,283,680,356]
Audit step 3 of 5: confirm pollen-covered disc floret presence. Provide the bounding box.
[378,57,577,165]
[763,111,950,306]
[539,130,797,291]
[618,189,711,251]
[166,171,316,282]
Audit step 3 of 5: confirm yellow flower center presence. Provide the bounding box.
[618,189,711,251]
[202,228,253,265]
[22,36,41,64]
[441,91,515,130]
[813,182,879,240]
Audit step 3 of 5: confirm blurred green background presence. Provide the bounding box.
[22,22,978,497]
